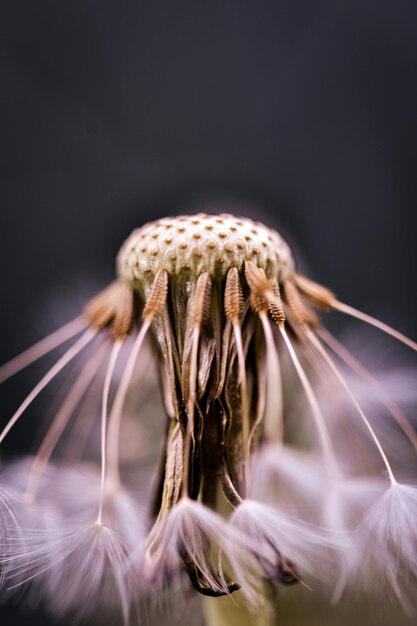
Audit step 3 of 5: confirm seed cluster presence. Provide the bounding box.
[3,210,416,618]
[117,213,294,285]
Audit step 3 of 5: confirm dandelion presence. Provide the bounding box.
[0,212,416,622]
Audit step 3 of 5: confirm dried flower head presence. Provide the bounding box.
[0,212,416,622]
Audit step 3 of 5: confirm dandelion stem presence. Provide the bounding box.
[0,328,96,446]
[204,590,274,626]
[97,340,122,524]
[0,316,87,384]
[306,329,397,485]
[333,301,417,352]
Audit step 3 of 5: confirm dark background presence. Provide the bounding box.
[1,1,417,624]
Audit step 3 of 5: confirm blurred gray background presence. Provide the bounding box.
[1,1,416,624]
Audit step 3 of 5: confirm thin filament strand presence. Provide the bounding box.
[248,354,266,452]
[306,329,397,485]
[334,301,417,352]
[0,328,96,446]
[260,313,283,443]
[182,326,200,498]
[318,327,417,452]
[24,345,105,501]
[97,341,122,524]
[233,323,250,491]
[279,325,340,479]
[107,322,150,483]
[0,317,86,384]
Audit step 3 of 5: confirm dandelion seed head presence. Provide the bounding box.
[1,211,417,620]
[117,213,294,284]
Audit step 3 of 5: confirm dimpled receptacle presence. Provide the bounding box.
[117,213,294,287]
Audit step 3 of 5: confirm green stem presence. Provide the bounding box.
[203,591,274,626]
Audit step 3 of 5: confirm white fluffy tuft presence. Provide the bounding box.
[2,522,138,623]
[144,498,259,598]
[0,461,148,622]
[230,499,340,592]
[250,443,327,511]
[338,483,417,606]
[0,488,25,588]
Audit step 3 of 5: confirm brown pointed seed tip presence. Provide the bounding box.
[192,272,212,327]
[269,278,286,326]
[244,261,286,321]
[143,269,168,321]
[83,282,117,327]
[283,279,319,327]
[111,283,135,339]
[244,260,271,296]
[224,267,244,323]
[249,290,269,315]
[293,273,335,309]
[83,281,136,339]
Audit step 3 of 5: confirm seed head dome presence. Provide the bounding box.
[117,213,294,286]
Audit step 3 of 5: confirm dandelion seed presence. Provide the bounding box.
[144,497,245,597]
[250,444,326,508]
[334,483,417,608]
[230,499,336,589]
[4,521,137,623]
[1,212,416,620]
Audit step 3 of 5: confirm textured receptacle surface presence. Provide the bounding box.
[117,213,294,286]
